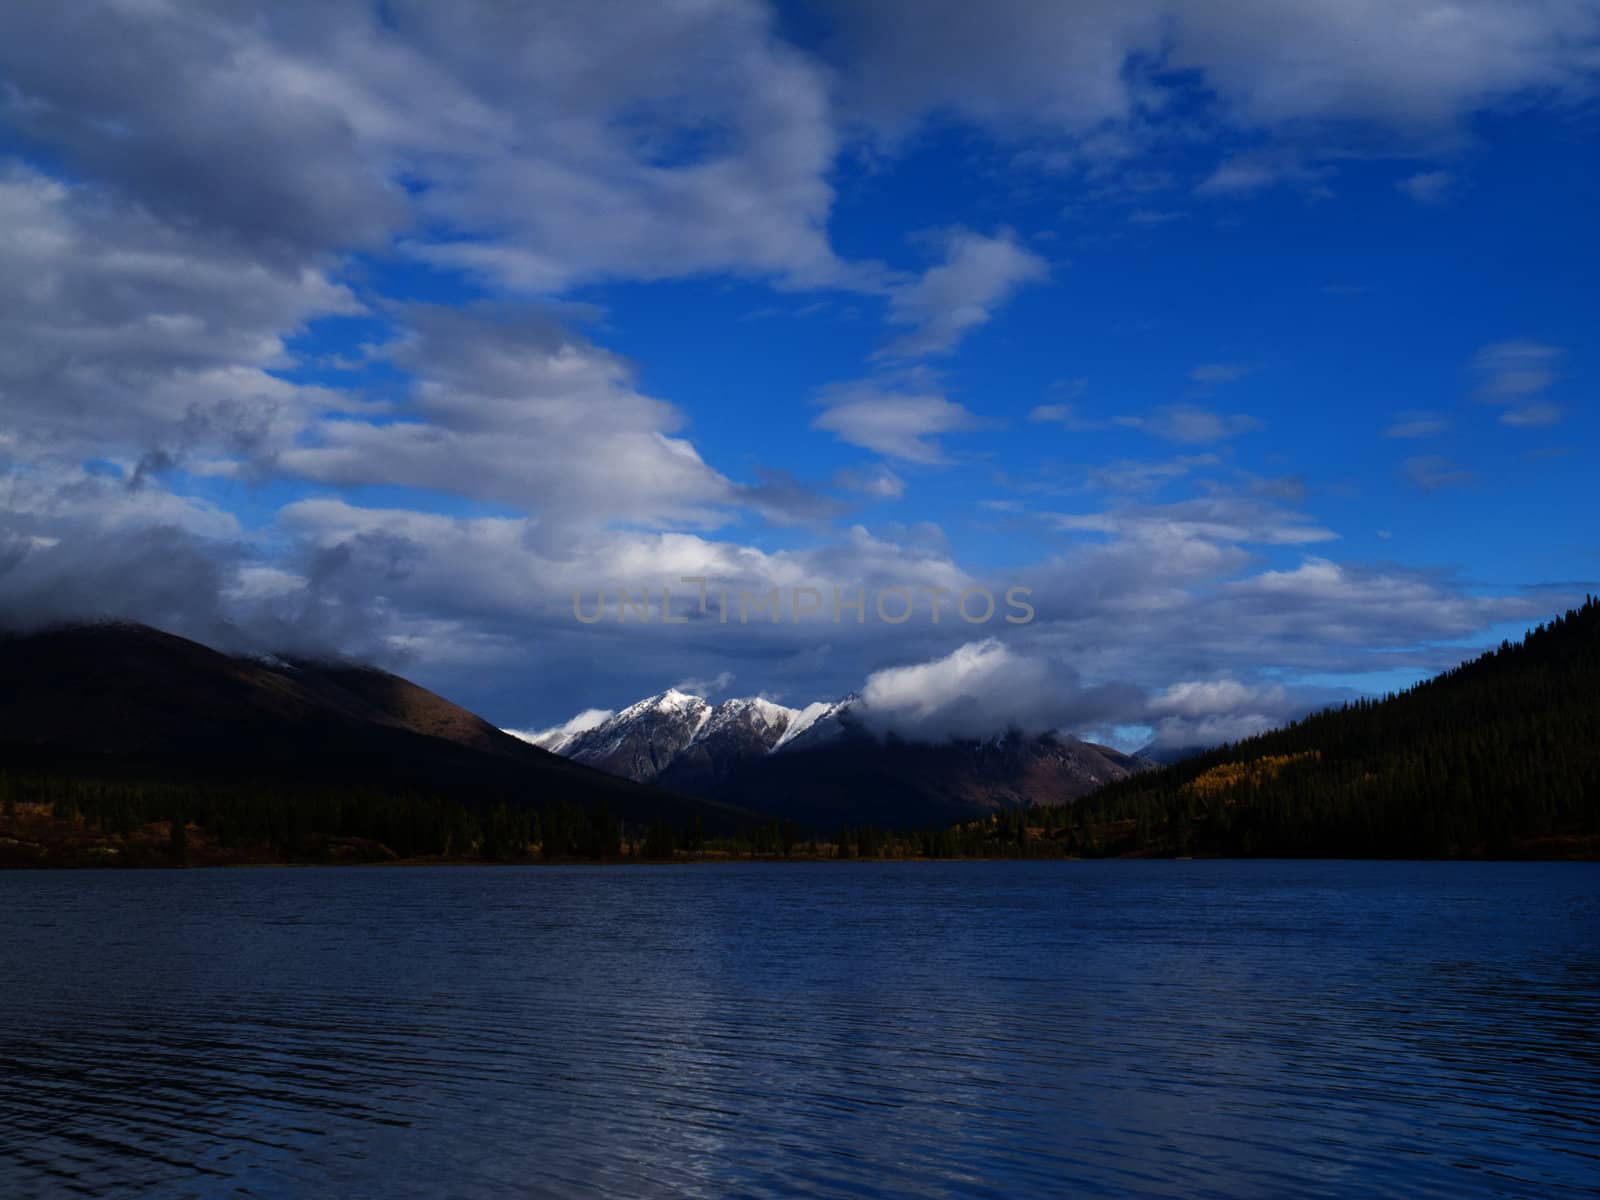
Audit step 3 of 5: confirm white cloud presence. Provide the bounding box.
[508,708,615,753]
[1398,170,1456,203]
[1145,678,1294,749]
[859,638,1140,741]
[834,464,907,498]
[672,671,737,699]
[0,3,854,292]
[1,461,241,543]
[813,379,986,464]
[1117,405,1263,443]
[878,229,1048,359]
[1403,455,1473,492]
[1472,340,1561,398]
[277,305,738,532]
[1151,678,1288,719]
[1048,494,1338,547]
[0,0,1581,735]
[1385,410,1452,438]
[1168,1,1600,130]
[0,166,363,466]
[1195,155,1333,197]
[1471,340,1566,426]
[1087,454,1222,493]
[1498,401,1565,427]
[1189,362,1253,385]
[1028,403,1101,430]
[831,1,1600,136]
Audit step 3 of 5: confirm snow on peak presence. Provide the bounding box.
[747,697,799,728]
[615,688,710,722]
[505,706,614,754]
[769,697,850,751]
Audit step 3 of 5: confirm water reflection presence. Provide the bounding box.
[1,862,1596,1198]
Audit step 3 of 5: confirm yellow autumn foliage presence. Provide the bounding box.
[1180,751,1321,802]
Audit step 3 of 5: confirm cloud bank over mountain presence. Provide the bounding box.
[0,1,1591,745]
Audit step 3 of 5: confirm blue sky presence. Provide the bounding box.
[1,2,1595,749]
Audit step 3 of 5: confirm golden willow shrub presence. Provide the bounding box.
[1180,752,1322,803]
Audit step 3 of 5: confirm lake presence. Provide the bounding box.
[1,861,1596,1198]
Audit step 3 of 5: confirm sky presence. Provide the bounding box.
[1,0,1596,750]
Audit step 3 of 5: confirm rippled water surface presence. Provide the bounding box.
[2,861,1597,1198]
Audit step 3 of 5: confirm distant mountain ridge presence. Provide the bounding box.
[516,689,849,780]
[0,622,739,828]
[518,688,1154,828]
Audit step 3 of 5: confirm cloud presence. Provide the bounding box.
[1151,678,1287,719]
[1223,559,1529,650]
[813,379,986,464]
[735,469,853,527]
[0,0,1582,739]
[1146,678,1295,749]
[1028,403,1102,430]
[829,0,1600,144]
[0,523,232,641]
[878,229,1048,359]
[1189,362,1253,385]
[1498,401,1565,427]
[833,465,907,498]
[1128,208,1182,225]
[671,671,737,698]
[0,469,398,663]
[1385,410,1452,438]
[0,2,853,292]
[1473,340,1561,397]
[1117,405,1263,443]
[1471,340,1567,426]
[278,305,739,532]
[1166,1,1600,131]
[1087,454,1222,494]
[1195,155,1332,197]
[1047,494,1338,547]
[0,166,363,467]
[1402,455,1472,492]
[1398,170,1456,203]
[507,708,615,752]
[1244,472,1310,504]
[858,638,1141,741]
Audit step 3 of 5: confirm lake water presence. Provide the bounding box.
[1,861,1597,1198]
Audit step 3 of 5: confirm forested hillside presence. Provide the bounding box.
[0,622,745,866]
[1030,598,1600,858]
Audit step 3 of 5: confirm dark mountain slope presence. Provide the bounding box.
[0,622,738,830]
[668,722,1149,830]
[529,684,1152,830]
[1051,598,1600,858]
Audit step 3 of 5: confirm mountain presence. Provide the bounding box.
[522,687,1153,829]
[1038,598,1600,859]
[698,724,1152,830]
[0,622,739,835]
[1133,742,1210,766]
[518,690,811,783]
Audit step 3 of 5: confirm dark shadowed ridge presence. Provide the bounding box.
[681,726,1152,830]
[1062,597,1600,858]
[0,621,745,828]
[1134,742,1211,766]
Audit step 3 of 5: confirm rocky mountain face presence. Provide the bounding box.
[521,690,833,781]
[519,689,1154,829]
[528,689,717,780]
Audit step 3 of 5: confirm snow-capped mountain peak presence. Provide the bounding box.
[514,687,1155,827]
[769,695,857,752]
[511,687,841,784]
